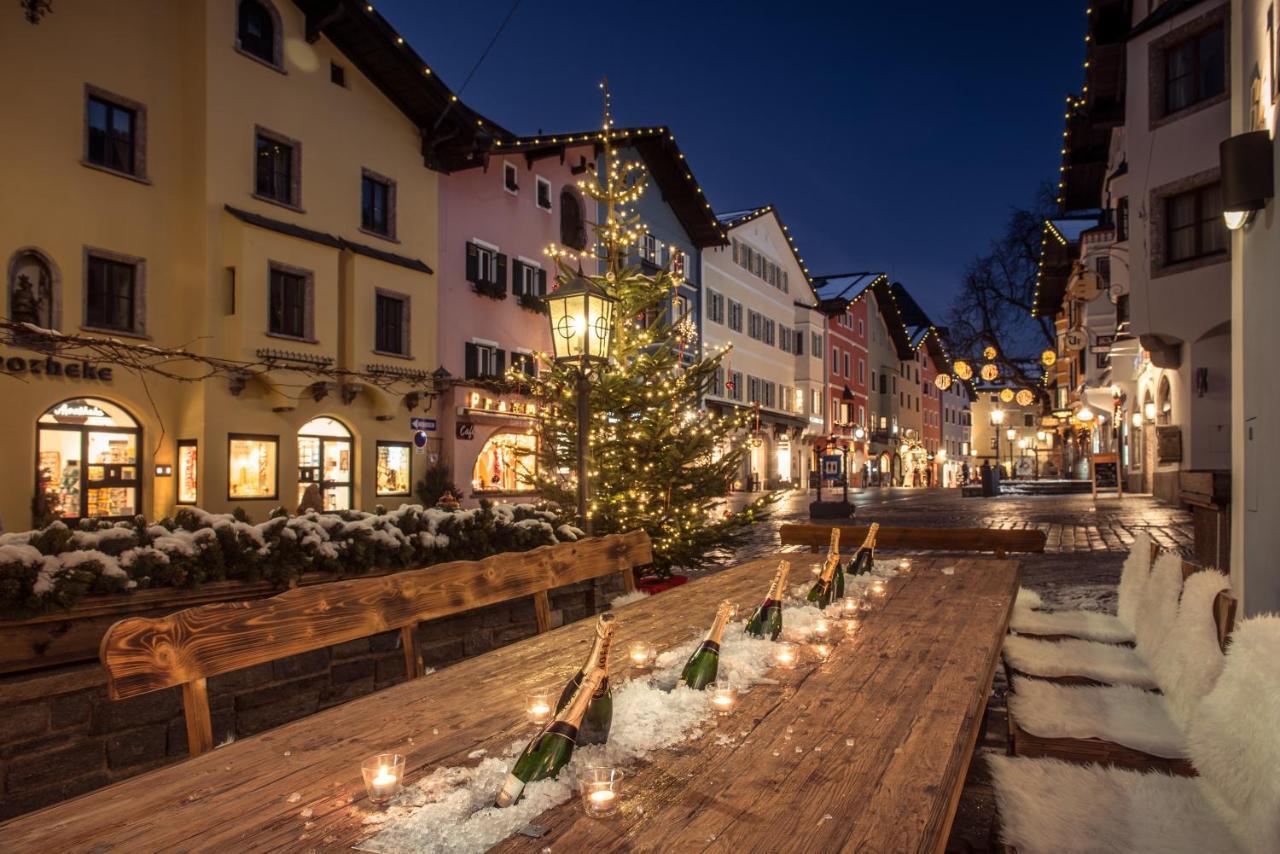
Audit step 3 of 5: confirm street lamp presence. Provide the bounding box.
[543,269,618,533]
[990,408,1005,476]
[1005,427,1017,476]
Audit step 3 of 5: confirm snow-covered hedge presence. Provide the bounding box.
[0,502,583,618]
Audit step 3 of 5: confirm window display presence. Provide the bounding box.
[177,440,198,504]
[229,434,278,499]
[37,398,140,520]
[472,431,537,494]
[376,441,411,496]
[297,417,352,511]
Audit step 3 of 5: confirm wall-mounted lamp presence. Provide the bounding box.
[1131,412,1143,428]
[155,464,173,477]
[1221,130,1274,231]
[1144,402,1157,422]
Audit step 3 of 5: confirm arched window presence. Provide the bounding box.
[37,398,140,521]
[297,416,353,511]
[472,430,537,494]
[237,0,279,67]
[559,187,586,251]
[8,248,60,331]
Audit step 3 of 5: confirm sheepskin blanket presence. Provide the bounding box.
[1115,531,1152,629]
[1008,679,1185,757]
[1003,635,1157,688]
[1134,552,1184,658]
[1010,608,1133,643]
[988,756,1241,853]
[1152,570,1230,725]
[1015,587,1043,611]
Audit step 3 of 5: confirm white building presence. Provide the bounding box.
[702,206,822,490]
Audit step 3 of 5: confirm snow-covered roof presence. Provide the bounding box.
[811,272,885,304]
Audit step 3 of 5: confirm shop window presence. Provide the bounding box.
[376,440,412,497]
[177,439,198,504]
[37,398,140,521]
[297,417,352,511]
[472,430,537,494]
[229,433,278,499]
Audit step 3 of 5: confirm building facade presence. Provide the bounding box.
[812,274,880,485]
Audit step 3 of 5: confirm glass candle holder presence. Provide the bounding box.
[811,617,831,639]
[811,562,823,576]
[812,642,832,662]
[840,595,862,616]
[710,680,738,714]
[870,578,888,597]
[361,753,405,805]
[627,641,656,669]
[897,558,912,574]
[526,692,553,727]
[580,767,624,818]
[774,642,799,669]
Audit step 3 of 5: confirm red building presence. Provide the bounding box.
[811,274,882,485]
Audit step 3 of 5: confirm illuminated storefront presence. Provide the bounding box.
[36,398,140,521]
[376,441,412,497]
[471,430,537,494]
[228,434,278,500]
[297,417,353,511]
[177,439,198,504]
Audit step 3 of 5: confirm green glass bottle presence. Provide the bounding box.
[554,611,616,746]
[848,523,879,576]
[807,527,842,609]
[745,561,790,641]
[495,668,605,808]
[681,600,734,690]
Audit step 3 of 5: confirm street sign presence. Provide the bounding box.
[456,422,475,441]
[409,417,437,431]
[412,430,429,453]
[821,454,842,476]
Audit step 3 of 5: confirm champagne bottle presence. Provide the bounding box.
[495,668,606,808]
[681,600,735,690]
[808,528,842,608]
[849,523,880,576]
[745,561,790,640]
[554,612,616,745]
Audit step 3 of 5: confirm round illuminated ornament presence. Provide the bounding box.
[953,360,973,380]
[750,436,763,448]
[999,388,1015,404]
[982,345,998,361]
[1015,389,1035,407]
[980,363,1000,382]
[934,373,953,391]
[1040,349,1057,367]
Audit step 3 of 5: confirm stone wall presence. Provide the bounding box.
[0,577,621,820]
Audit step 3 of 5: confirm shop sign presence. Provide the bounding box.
[409,417,437,432]
[2,353,114,381]
[51,402,107,419]
[821,454,842,476]
[456,422,475,441]
[1063,329,1088,352]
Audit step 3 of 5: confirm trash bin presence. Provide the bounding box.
[980,462,999,497]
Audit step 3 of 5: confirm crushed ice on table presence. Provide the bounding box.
[357,594,838,854]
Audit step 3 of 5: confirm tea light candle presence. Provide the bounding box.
[840,595,862,614]
[870,578,888,596]
[526,692,553,726]
[774,642,799,669]
[710,680,738,714]
[897,558,912,574]
[361,753,405,805]
[579,767,624,817]
[812,617,831,639]
[627,641,656,668]
[813,642,832,661]
[811,563,822,576]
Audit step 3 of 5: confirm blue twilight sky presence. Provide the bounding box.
[374,1,1087,319]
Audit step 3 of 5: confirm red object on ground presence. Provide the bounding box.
[636,574,689,595]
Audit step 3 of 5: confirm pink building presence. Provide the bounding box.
[435,140,596,503]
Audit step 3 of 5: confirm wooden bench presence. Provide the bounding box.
[779,523,1046,558]
[99,531,651,757]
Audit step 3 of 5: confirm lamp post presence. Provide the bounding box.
[990,408,1005,477]
[543,269,618,535]
[1005,427,1017,477]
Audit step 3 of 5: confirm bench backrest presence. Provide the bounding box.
[779,523,1046,557]
[100,531,650,755]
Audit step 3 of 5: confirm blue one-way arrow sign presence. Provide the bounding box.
[409,417,437,431]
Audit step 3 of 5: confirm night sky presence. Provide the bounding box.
[375,1,1087,319]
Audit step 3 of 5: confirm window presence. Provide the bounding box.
[707,290,724,324]
[255,128,298,207]
[747,376,761,404]
[473,431,537,494]
[503,162,519,194]
[672,250,688,282]
[858,359,866,384]
[728,300,743,332]
[465,341,503,379]
[374,291,408,355]
[236,0,279,67]
[559,188,587,250]
[1116,293,1131,327]
[811,332,821,355]
[228,434,278,499]
[86,91,142,177]
[510,351,537,377]
[730,370,744,401]
[465,241,507,296]
[831,346,839,373]
[85,253,139,333]
[712,367,726,397]
[535,176,552,211]
[376,441,412,496]
[1165,184,1226,264]
[763,319,775,346]
[794,332,803,357]
[512,260,546,298]
[268,265,310,338]
[857,318,864,338]
[361,170,395,238]
[747,310,761,340]
[641,233,661,264]
[811,389,821,415]
[330,62,346,87]
[1164,23,1225,115]
[778,327,791,354]
[37,398,141,520]
[1116,197,1129,241]
[843,352,850,378]
[177,439,198,505]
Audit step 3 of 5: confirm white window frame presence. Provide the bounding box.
[471,337,500,377]
[515,255,542,296]
[535,175,552,211]
[503,162,519,195]
[471,238,499,283]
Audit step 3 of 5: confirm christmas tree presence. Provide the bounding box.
[522,95,774,575]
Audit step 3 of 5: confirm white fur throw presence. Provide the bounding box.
[1003,635,1157,689]
[1010,608,1133,643]
[1115,530,1153,629]
[1134,552,1183,659]
[988,755,1242,853]
[1186,617,1280,853]
[1008,679,1185,757]
[1015,586,1044,611]
[1152,570,1230,725]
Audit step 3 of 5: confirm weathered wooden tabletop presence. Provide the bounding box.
[0,553,1020,853]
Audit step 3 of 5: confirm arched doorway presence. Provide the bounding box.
[297,416,353,511]
[37,397,140,520]
[471,429,537,495]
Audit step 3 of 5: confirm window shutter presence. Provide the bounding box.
[511,260,525,296]
[494,349,506,377]
[495,253,508,294]
[537,267,547,295]
[465,242,480,284]
[465,342,479,379]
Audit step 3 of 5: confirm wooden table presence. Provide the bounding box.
[0,554,1020,853]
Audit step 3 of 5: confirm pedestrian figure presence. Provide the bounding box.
[962,462,970,485]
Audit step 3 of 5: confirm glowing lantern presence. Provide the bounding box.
[999,388,1015,404]
[1041,349,1057,367]
[934,373,953,391]
[953,360,973,380]
[983,345,998,360]
[980,363,1000,382]
[1015,389,1035,407]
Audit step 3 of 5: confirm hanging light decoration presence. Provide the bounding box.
[953,360,973,380]
[934,373,953,391]
[1075,406,1095,423]
[980,363,1000,382]
[1015,389,1035,407]
[982,345,999,361]
[1041,349,1057,367]
[999,388,1015,404]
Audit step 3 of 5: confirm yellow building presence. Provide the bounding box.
[0,0,493,529]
